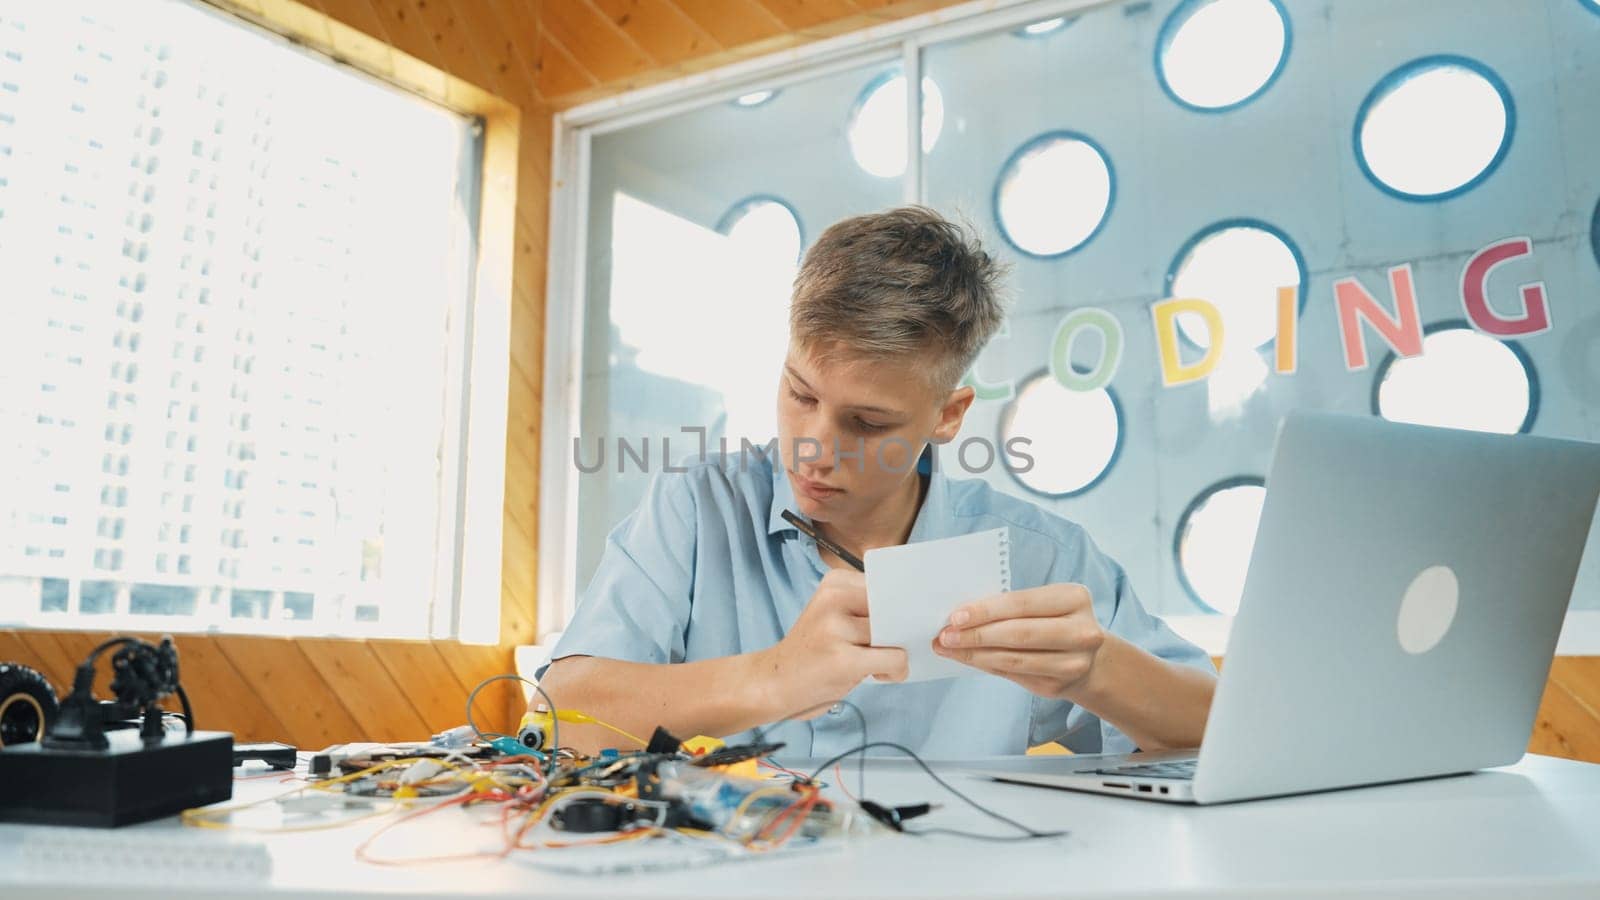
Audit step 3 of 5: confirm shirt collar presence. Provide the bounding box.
[768,444,947,543]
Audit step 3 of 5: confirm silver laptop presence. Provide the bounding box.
[974,412,1600,804]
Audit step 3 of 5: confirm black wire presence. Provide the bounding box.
[750,697,870,798]
[174,684,195,735]
[905,826,1063,842]
[86,636,136,664]
[832,699,868,801]
[465,673,558,776]
[80,636,195,736]
[806,741,1066,842]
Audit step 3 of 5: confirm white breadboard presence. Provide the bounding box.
[17,830,272,886]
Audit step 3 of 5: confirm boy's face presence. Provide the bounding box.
[776,341,973,526]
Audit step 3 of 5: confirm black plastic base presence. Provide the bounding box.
[0,729,233,827]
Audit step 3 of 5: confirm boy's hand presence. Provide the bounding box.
[931,583,1105,700]
[762,569,908,719]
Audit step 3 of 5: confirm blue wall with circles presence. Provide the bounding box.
[580,0,1600,619]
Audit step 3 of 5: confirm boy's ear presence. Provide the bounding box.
[930,385,976,443]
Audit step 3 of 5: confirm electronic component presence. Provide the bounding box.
[430,724,476,749]
[0,728,232,827]
[233,741,297,770]
[516,706,648,752]
[687,740,785,769]
[646,725,685,755]
[0,662,59,748]
[550,796,646,833]
[0,635,232,827]
[310,741,495,777]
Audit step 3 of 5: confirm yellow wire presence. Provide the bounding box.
[588,718,648,748]
[531,707,649,748]
[724,785,798,838]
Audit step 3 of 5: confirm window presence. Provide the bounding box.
[1166,219,1305,351]
[847,69,944,178]
[717,196,804,265]
[1176,477,1266,614]
[1373,323,1537,435]
[1156,0,1289,111]
[572,59,906,594]
[1000,369,1122,498]
[1355,56,1513,200]
[994,132,1114,258]
[1015,17,1071,38]
[0,1,485,638]
[548,0,1600,652]
[732,89,777,108]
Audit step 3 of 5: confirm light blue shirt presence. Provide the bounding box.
[545,445,1213,759]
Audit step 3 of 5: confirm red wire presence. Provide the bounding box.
[832,763,859,803]
[354,790,513,866]
[754,788,820,850]
[757,758,808,781]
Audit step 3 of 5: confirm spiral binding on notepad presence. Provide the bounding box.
[997,528,1011,591]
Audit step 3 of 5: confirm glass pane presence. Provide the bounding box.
[1376,327,1533,434]
[1157,0,1288,110]
[1177,480,1265,614]
[579,60,904,591]
[1001,371,1121,497]
[1356,58,1511,199]
[995,133,1113,258]
[847,71,943,179]
[1168,221,1303,350]
[0,0,479,636]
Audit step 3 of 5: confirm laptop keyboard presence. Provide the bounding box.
[1094,759,1198,781]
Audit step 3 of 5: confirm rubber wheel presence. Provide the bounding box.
[0,662,59,748]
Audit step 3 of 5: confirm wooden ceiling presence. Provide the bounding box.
[426,0,972,110]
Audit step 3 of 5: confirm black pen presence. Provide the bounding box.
[781,509,866,572]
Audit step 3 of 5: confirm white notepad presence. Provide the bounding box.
[864,527,1011,682]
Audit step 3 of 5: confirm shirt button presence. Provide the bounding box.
[828,703,843,716]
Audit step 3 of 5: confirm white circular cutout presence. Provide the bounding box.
[1397,565,1459,655]
[1159,0,1288,110]
[848,73,944,179]
[1019,17,1068,37]
[996,134,1113,257]
[1177,480,1265,615]
[1357,60,1510,199]
[1376,327,1532,434]
[734,90,775,107]
[1170,224,1301,350]
[719,198,803,265]
[1002,371,1120,496]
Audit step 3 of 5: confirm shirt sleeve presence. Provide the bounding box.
[536,468,698,679]
[1028,528,1215,754]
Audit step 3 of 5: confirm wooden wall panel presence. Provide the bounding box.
[500,0,977,109]
[165,634,291,741]
[590,0,716,68]
[368,641,476,731]
[8,627,1597,763]
[669,0,788,49]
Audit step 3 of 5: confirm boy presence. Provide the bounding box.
[539,206,1216,757]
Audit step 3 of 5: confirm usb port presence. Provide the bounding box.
[1137,784,1152,793]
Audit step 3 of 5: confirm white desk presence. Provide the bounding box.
[3,753,1598,899]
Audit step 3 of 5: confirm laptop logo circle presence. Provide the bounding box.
[1397,565,1459,655]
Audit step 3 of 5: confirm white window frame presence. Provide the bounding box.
[537,0,1600,656]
